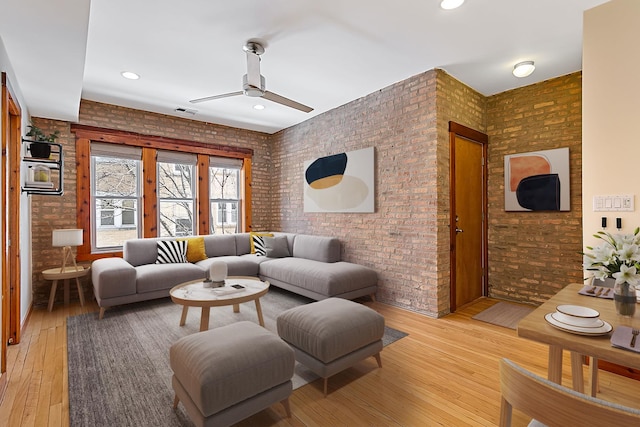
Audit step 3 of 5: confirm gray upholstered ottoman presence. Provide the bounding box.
[169,321,294,427]
[277,298,385,396]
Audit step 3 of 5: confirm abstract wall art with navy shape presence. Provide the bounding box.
[304,147,374,212]
[504,147,570,211]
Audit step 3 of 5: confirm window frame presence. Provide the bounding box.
[72,125,253,261]
[157,154,197,238]
[90,147,143,252]
[210,163,242,234]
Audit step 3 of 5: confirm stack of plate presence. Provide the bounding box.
[544,304,612,335]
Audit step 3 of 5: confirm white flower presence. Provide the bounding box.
[613,264,640,285]
[583,227,640,284]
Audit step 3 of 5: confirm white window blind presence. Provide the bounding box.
[91,142,142,160]
[157,150,197,165]
[209,156,242,169]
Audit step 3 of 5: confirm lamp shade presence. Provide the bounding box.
[209,260,228,283]
[52,229,83,247]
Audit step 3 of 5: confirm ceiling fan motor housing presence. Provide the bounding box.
[243,74,266,97]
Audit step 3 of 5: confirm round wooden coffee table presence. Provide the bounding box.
[169,276,269,332]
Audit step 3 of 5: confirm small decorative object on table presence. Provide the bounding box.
[206,260,227,288]
[584,227,640,316]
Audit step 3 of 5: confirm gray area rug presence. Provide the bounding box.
[472,301,534,329]
[67,288,407,426]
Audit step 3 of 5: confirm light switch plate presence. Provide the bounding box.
[593,194,634,212]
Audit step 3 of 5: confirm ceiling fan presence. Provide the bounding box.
[190,41,313,113]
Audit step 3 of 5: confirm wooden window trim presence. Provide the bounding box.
[72,125,253,260]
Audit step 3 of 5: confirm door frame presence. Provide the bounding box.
[449,121,488,312]
[2,72,22,354]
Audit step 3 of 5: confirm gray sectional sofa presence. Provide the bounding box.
[91,232,378,318]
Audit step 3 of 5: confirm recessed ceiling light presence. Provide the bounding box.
[440,0,464,10]
[121,71,140,80]
[513,61,535,78]
[253,104,265,110]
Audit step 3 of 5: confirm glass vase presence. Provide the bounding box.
[613,282,637,317]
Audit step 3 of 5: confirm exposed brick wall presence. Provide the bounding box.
[485,72,583,304]
[269,69,486,316]
[271,70,442,315]
[30,101,270,307]
[28,74,583,314]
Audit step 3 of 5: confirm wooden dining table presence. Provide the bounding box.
[517,282,640,396]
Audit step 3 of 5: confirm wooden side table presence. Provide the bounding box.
[42,266,90,311]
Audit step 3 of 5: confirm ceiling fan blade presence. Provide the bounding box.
[262,91,313,113]
[189,91,243,104]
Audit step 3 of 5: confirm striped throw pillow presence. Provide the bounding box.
[155,240,187,264]
[250,232,273,256]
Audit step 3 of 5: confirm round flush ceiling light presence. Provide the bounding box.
[440,0,465,10]
[253,104,265,110]
[512,61,535,78]
[121,71,140,80]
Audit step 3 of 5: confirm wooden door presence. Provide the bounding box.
[449,122,487,312]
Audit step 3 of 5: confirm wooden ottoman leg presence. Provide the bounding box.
[281,398,291,417]
[374,353,382,368]
[173,394,180,409]
[323,378,329,397]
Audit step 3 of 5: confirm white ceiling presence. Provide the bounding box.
[1,0,609,134]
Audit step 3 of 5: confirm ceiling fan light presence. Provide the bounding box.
[121,71,140,80]
[440,0,464,10]
[253,104,265,110]
[513,61,535,78]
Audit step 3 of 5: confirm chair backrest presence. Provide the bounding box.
[499,358,640,427]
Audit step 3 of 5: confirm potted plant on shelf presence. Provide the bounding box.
[25,125,60,158]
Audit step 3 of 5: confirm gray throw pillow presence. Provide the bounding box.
[263,236,291,258]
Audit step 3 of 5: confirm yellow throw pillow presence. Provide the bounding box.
[249,232,273,255]
[178,236,208,263]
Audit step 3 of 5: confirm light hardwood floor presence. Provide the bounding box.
[2,297,640,426]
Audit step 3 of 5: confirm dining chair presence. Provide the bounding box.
[499,358,640,427]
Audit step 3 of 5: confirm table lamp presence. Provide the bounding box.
[52,229,83,273]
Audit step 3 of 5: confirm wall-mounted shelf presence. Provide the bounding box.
[21,140,64,195]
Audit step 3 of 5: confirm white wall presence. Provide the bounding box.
[0,34,32,332]
[583,0,640,248]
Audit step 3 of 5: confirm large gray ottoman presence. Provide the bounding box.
[169,321,295,427]
[277,298,385,396]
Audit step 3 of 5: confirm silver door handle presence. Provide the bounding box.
[455,228,463,233]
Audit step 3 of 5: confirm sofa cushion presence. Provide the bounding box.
[292,235,341,263]
[197,255,264,277]
[235,233,252,255]
[203,234,237,257]
[124,238,160,266]
[250,232,273,256]
[136,263,205,293]
[180,236,207,263]
[264,236,291,258]
[259,258,377,296]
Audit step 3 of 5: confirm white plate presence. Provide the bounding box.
[544,313,612,336]
[556,304,599,318]
[550,312,604,329]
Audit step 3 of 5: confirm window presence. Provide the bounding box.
[158,151,196,237]
[91,143,142,250]
[73,124,253,259]
[210,157,242,234]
